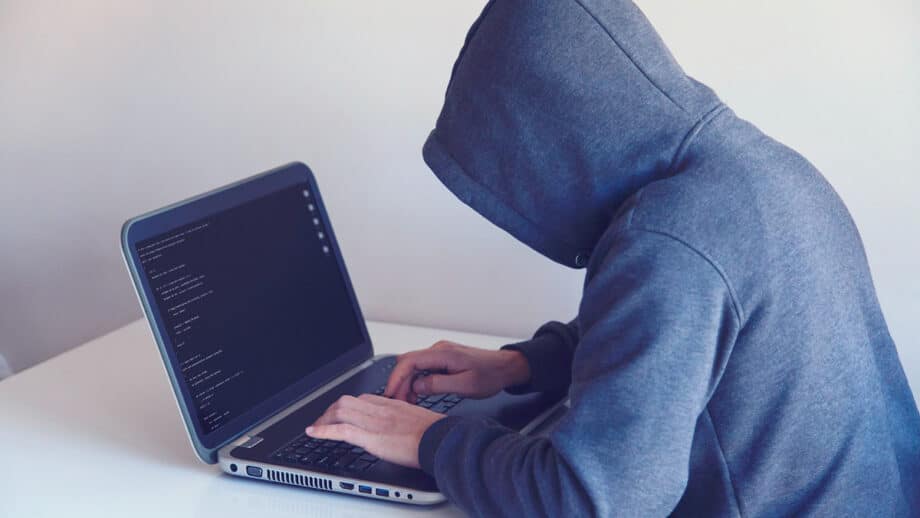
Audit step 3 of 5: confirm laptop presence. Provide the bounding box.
[121,162,564,505]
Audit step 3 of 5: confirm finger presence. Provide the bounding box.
[396,370,427,403]
[357,393,403,406]
[390,374,414,402]
[312,404,382,429]
[412,371,475,396]
[340,394,391,415]
[398,369,436,403]
[384,348,457,395]
[385,351,427,401]
[306,423,369,447]
[384,349,456,400]
[311,395,385,427]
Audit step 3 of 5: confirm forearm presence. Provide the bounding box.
[417,230,740,516]
[419,416,596,518]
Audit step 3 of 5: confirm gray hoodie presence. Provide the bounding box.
[417,1,920,516]
[0,353,10,380]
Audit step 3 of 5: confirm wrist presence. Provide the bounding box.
[498,349,531,388]
[414,413,447,469]
[418,416,463,476]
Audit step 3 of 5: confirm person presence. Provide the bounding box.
[306,1,920,515]
[0,352,10,380]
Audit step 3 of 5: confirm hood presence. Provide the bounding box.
[423,0,723,268]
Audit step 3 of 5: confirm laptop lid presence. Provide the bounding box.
[122,162,373,463]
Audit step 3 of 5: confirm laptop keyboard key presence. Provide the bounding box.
[431,402,451,413]
[425,393,446,404]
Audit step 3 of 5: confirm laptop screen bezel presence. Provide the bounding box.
[121,162,373,463]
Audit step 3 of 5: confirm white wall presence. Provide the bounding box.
[1,1,917,400]
[638,0,920,400]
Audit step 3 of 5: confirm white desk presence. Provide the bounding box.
[0,319,519,518]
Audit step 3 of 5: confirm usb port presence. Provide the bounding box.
[339,482,354,490]
[375,488,389,497]
[358,485,372,494]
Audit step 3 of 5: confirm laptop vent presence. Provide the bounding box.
[265,469,333,491]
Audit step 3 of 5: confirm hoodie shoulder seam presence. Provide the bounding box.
[623,223,745,324]
[572,0,689,115]
[666,103,728,177]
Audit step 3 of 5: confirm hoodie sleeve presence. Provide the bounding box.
[418,229,741,517]
[500,320,579,394]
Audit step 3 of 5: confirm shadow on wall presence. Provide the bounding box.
[0,353,11,380]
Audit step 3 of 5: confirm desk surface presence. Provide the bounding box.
[0,319,518,518]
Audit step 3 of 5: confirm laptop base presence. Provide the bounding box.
[218,355,566,505]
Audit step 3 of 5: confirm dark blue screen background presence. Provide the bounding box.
[135,184,363,434]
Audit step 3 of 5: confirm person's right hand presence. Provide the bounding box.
[383,340,531,403]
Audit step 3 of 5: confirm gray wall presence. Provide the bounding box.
[1,1,918,400]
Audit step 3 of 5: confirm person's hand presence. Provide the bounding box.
[306,394,444,468]
[384,340,531,403]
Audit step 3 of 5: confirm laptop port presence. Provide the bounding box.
[358,485,372,494]
[245,466,263,477]
[375,488,389,497]
[339,482,354,490]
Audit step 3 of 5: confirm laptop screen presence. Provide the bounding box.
[132,176,366,440]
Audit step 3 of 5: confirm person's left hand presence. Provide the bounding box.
[306,394,446,469]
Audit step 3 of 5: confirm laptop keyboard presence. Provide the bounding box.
[270,386,465,472]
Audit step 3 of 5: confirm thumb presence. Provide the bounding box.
[413,371,474,395]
